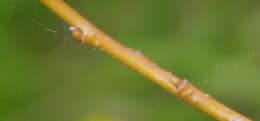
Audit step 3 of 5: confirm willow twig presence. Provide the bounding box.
[39,0,252,121]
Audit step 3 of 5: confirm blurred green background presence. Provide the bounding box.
[0,0,259,121]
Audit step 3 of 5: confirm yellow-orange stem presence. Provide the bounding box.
[39,0,252,121]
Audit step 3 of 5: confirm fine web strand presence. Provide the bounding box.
[199,50,260,88]
[0,6,56,33]
[0,5,72,56]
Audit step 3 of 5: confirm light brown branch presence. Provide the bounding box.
[39,0,252,121]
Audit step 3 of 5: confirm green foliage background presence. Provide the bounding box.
[0,0,259,121]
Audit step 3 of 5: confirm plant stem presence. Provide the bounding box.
[39,0,252,120]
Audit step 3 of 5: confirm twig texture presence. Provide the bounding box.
[39,0,252,121]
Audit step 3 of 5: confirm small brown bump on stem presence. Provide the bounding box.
[182,89,193,97]
[176,79,188,92]
[69,25,103,48]
[204,93,210,97]
[191,95,203,104]
[134,50,142,56]
[69,26,82,40]
[70,25,94,44]
[77,25,93,42]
